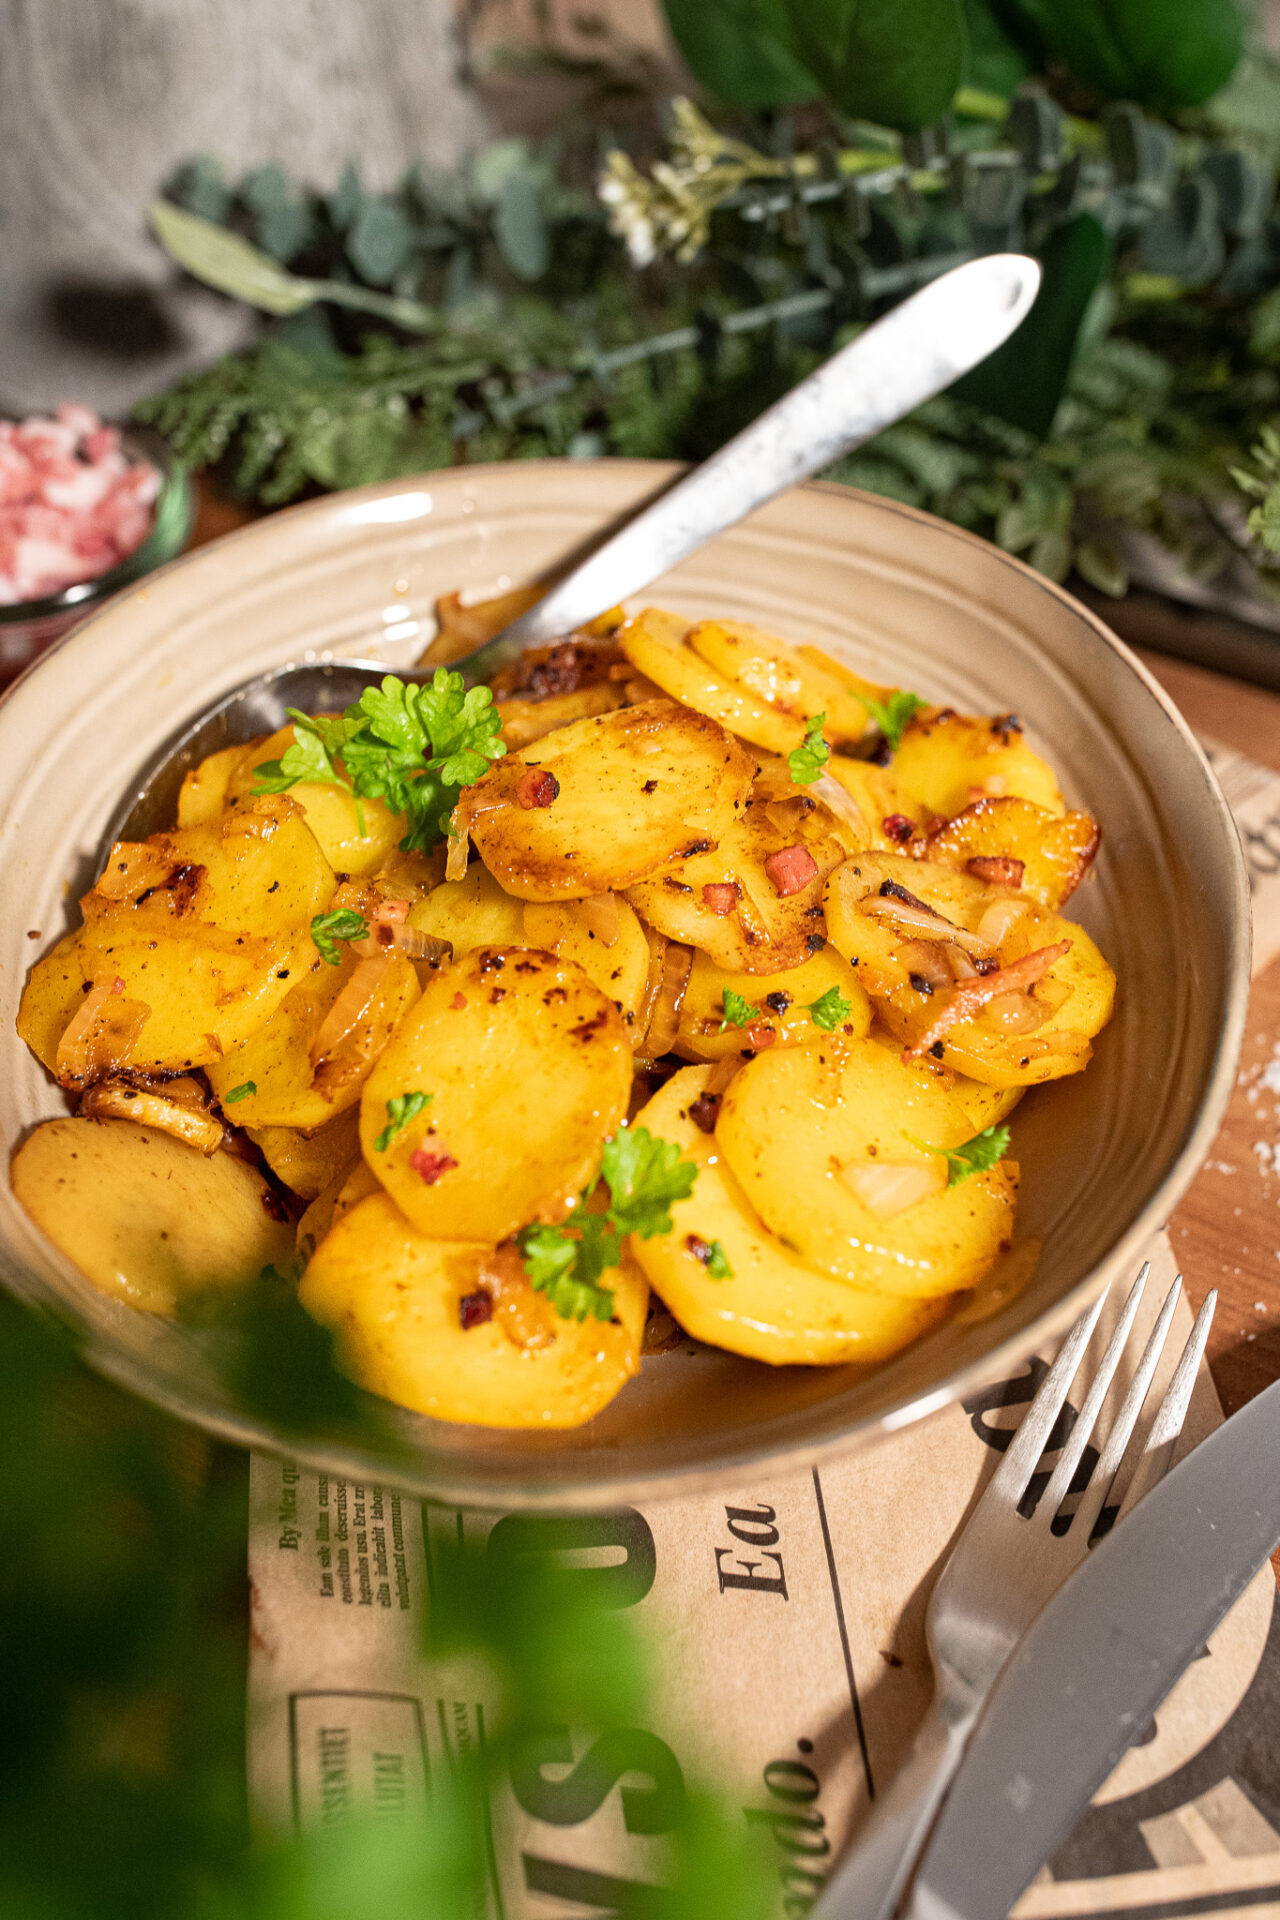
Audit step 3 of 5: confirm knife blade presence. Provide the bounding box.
[902,1373,1280,1920]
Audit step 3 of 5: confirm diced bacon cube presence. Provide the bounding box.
[702,882,740,916]
[763,844,819,897]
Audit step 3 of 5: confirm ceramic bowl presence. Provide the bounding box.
[0,460,1250,1507]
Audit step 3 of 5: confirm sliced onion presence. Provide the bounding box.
[976,896,1031,948]
[79,1077,224,1154]
[444,832,469,883]
[947,944,980,981]
[643,942,694,1059]
[352,921,451,966]
[55,980,150,1088]
[309,954,395,1093]
[477,1242,556,1351]
[839,1157,946,1218]
[903,939,1072,1060]
[631,931,668,1055]
[861,895,991,954]
[812,772,873,841]
[901,940,952,991]
[578,891,621,947]
[983,990,1051,1035]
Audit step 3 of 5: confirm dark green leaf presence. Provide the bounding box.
[955,212,1112,438]
[310,908,369,965]
[1000,0,1242,109]
[660,0,818,109]
[494,172,551,282]
[706,1239,734,1280]
[256,201,314,264]
[602,1127,699,1238]
[348,200,416,286]
[962,0,1033,98]
[774,0,967,129]
[174,154,231,224]
[329,160,366,232]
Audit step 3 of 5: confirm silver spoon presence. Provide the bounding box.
[100,253,1039,852]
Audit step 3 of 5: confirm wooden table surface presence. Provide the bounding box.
[186,489,1280,1421]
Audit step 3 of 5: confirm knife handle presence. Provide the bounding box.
[814,1697,974,1920]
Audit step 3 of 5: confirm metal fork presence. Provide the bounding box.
[815,1263,1218,1920]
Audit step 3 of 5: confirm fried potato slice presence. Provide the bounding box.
[674,945,870,1060]
[626,787,849,975]
[246,1106,363,1202]
[408,861,526,954]
[863,1029,1023,1132]
[715,1038,1018,1297]
[617,609,806,756]
[177,743,249,829]
[685,619,873,745]
[822,757,926,849]
[229,726,406,875]
[923,796,1099,908]
[521,897,651,1032]
[360,947,631,1242]
[457,699,754,902]
[496,683,625,751]
[891,710,1064,818]
[824,852,1115,1086]
[11,1117,294,1315]
[18,807,335,1080]
[628,1067,951,1363]
[299,1192,646,1427]
[206,948,419,1128]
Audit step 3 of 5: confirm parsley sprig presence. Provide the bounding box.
[864,691,927,752]
[718,988,759,1031]
[253,670,505,854]
[518,1127,698,1321]
[904,1122,1011,1187]
[788,712,830,785]
[805,986,852,1030]
[310,907,369,965]
[375,1091,433,1153]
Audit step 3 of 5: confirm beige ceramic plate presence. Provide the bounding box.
[0,460,1250,1507]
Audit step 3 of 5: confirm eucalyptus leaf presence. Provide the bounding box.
[174,154,231,224]
[494,171,551,281]
[1139,177,1225,284]
[1075,537,1129,596]
[149,200,320,315]
[472,138,533,204]
[329,160,366,233]
[347,199,416,286]
[257,200,314,263]
[242,161,294,216]
[774,0,967,127]
[660,0,818,109]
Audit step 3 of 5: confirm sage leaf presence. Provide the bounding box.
[150,201,319,316]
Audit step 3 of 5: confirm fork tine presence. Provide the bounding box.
[1038,1263,1150,1522]
[988,1286,1109,1503]
[1070,1273,1182,1544]
[1114,1288,1218,1522]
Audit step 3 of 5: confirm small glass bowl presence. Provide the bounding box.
[0,423,195,688]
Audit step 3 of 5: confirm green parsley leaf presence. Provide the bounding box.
[310,907,370,965]
[224,1081,256,1104]
[805,986,852,1031]
[864,691,928,752]
[718,988,759,1031]
[374,1091,433,1153]
[601,1126,698,1239]
[788,712,830,785]
[517,1220,618,1321]
[705,1239,733,1280]
[252,709,361,795]
[903,1122,1011,1187]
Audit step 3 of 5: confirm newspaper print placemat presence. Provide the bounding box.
[247,739,1280,1919]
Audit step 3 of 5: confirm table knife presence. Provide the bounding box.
[902,1372,1280,1920]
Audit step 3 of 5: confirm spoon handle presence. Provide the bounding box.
[462,252,1040,679]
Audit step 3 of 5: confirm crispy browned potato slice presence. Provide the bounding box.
[616,609,806,755]
[360,947,631,1241]
[521,897,651,1032]
[674,946,870,1060]
[627,786,850,975]
[715,1040,1018,1297]
[685,619,872,745]
[823,756,927,849]
[457,700,754,902]
[824,851,1115,1086]
[17,806,335,1080]
[923,796,1099,908]
[229,726,406,875]
[177,743,251,829]
[408,862,525,954]
[496,684,626,750]
[892,710,1064,818]
[628,1067,951,1363]
[299,1192,647,1427]
[246,1106,363,1202]
[11,1117,294,1315]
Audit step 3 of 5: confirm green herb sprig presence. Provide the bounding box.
[224,1081,256,1104]
[518,1127,698,1320]
[864,692,928,753]
[374,1091,433,1153]
[788,713,830,785]
[256,671,504,855]
[805,986,853,1030]
[310,907,370,965]
[718,988,760,1031]
[904,1122,1011,1186]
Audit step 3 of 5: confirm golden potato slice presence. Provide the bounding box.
[408,862,526,956]
[360,947,631,1242]
[206,948,419,1128]
[11,1117,294,1315]
[715,1039,1017,1297]
[246,1106,363,1202]
[923,796,1099,908]
[457,700,754,902]
[863,1029,1023,1132]
[627,788,850,975]
[177,743,249,829]
[891,710,1064,818]
[675,946,870,1060]
[616,609,805,756]
[497,683,625,751]
[299,1191,646,1427]
[823,757,926,850]
[629,1068,950,1364]
[824,851,1115,1087]
[521,896,651,1033]
[686,619,872,745]
[230,726,406,876]
[18,808,335,1079]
